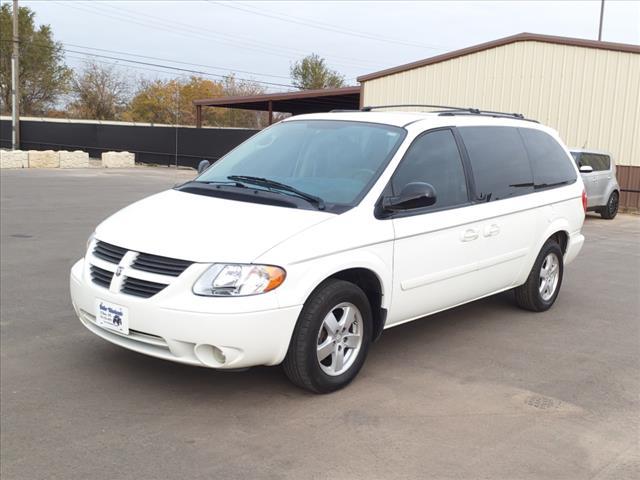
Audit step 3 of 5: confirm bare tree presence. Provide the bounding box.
[67,61,129,120]
[220,75,269,128]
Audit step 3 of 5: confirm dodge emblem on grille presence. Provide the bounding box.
[115,266,124,277]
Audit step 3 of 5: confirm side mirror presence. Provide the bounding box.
[579,165,593,173]
[383,182,437,212]
[197,159,211,174]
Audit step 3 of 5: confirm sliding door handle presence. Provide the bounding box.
[484,224,500,237]
[461,229,479,242]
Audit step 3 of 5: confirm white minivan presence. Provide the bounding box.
[70,107,586,393]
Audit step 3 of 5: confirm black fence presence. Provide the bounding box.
[0,118,258,169]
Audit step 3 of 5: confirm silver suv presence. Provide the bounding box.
[571,149,620,219]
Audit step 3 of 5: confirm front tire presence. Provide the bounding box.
[514,239,564,312]
[600,191,619,219]
[283,279,372,393]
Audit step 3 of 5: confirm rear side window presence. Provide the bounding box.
[458,126,533,201]
[519,128,577,188]
[391,129,468,211]
[578,153,610,171]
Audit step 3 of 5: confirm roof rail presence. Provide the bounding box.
[438,111,539,123]
[361,104,537,122]
[361,104,471,112]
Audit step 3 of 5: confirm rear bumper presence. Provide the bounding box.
[70,259,302,369]
[564,232,584,265]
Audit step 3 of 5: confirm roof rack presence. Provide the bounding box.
[360,104,537,122]
[362,104,470,112]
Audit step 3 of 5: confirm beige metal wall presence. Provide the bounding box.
[362,40,640,167]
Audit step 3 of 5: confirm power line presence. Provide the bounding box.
[90,0,385,70]
[64,50,297,89]
[2,38,299,90]
[209,0,449,51]
[65,54,218,86]
[52,0,382,73]
[62,42,292,81]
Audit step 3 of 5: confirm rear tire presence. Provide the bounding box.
[283,279,372,394]
[514,239,564,312]
[600,191,619,219]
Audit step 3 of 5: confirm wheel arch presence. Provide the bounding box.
[327,268,387,342]
[539,218,571,256]
[551,230,569,255]
[516,221,571,287]
[287,260,390,343]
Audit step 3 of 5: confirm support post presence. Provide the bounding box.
[598,0,605,41]
[11,0,20,150]
[268,100,273,125]
[195,104,202,128]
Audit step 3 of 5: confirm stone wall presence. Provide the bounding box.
[28,150,60,168]
[102,151,135,168]
[0,150,29,168]
[1,149,136,169]
[59,150,90,168]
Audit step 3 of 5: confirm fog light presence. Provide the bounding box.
[194,344,226,367]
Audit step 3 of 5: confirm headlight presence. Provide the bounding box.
[193,264,286,297]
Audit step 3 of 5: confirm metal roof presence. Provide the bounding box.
[193,86,361,115]
[357,32,640,82]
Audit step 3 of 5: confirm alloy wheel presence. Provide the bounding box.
[539,252,560,301]
[316,302,363,376]
[608,192,619,217]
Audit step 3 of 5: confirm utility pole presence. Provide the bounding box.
[11,0,20,150]
[598,0,605,41]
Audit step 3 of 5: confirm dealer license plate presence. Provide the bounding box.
[95,299,129,334]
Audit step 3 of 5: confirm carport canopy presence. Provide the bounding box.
[193,86,361,127]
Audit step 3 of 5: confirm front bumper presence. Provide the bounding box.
[70,259,302,369]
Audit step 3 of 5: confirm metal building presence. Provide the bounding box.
[358,33,640,209]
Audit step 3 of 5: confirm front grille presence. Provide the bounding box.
[90,265,114,288]
[94,241,127,264]
[131,252,192,277]
[121,277,168,298]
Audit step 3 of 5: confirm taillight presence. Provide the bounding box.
[582,189,587,213]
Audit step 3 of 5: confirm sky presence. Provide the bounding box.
[13,0,640,92]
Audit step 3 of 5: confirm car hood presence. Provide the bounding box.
[94,189,333,262]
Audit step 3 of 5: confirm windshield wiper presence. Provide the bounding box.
[227,175,326,210]
[198,180,247,188]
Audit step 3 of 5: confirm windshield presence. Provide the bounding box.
[196,120,406,206]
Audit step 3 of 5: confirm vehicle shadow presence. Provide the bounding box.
[84,290,519,398]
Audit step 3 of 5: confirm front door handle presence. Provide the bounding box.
[484,223,500,237]
[461,228,479,242]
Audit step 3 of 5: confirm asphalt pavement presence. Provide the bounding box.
[1,168,638,480]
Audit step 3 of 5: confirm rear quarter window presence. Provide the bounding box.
[579,153,611,171]
[519,128,577,188]
[458,126,533,201]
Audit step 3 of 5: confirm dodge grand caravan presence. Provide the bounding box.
[70,107,585,393]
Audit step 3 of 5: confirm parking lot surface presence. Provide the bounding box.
[1,168,639,480]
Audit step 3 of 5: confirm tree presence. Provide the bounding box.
[67,61,130,120]
[124,75,268,128]
[0,4,71,115]
[290,53,345,90]
[220,75,269,129]
[124,76,224,125]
